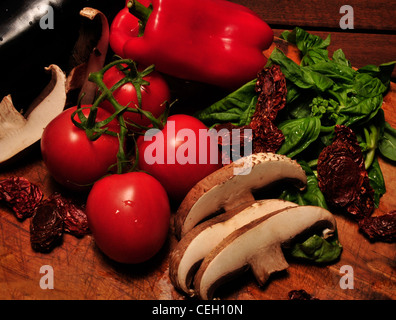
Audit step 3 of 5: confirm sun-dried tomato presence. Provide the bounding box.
[50,193,90,237]
[254,64,287,122]
[214,65,287,160]
[0,177,43,219]
[0,176,89,252]
[30,197,64,252]
[214,123,252,163]
[250,116,285,154]
[358,211,396,243]
[317,125,374,219]
[250,64,286,153]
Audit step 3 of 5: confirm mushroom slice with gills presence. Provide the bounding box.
[0,64,66,164]
[193,205,337,300]
[175,152,307,239]
[169,199,298,295]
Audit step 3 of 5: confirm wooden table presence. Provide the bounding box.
[0,0,395,301]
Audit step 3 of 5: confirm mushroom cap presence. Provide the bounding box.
[175,153,307,238]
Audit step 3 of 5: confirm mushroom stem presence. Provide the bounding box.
[193,205,337,300]
[249,244,288,286]
[169,199,298,294]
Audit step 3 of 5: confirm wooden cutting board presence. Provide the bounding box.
[0,39,395,301]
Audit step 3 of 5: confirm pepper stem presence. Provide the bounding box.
[127,0,153,29]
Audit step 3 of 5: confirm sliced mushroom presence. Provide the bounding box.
[193,205,337,300]
[175,153,307,239]
[0,64,66,164]
[169,199,298,295]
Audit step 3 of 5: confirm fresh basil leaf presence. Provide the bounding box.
[279,161,328,209]
[286,93,315,119]
[340,96,383,127]
[302,48,330,66]
[281,27,330,55]
[358,61,396,87]
[280,159,341,264]
[280,29,292,41]
[273,29,392,131]
[368,156,386,207]
[281,27,331,66]
[277,117,321,158]
[285,82,303,104]
[332,48,351,67]
[307,60,356,83]
[378,121,396,161]
[301,161,328,208]
[336,74,386,126]
[194,79,257,127]
[288,234,342,263]
[268,48,334,93]
[353,73,387,98]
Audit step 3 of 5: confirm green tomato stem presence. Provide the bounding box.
[80,58,165,174]
[320,125,335,134]
[307,158,318,168]
[364,124,379,170]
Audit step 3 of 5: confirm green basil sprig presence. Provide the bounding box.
[195,28,396,264]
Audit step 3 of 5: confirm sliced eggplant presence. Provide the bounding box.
[66,7,109,105]
[0,0,119,107]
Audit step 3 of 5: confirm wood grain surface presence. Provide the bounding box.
[242,0,396,31]
[0,0,395,301]
[240,0,396,78]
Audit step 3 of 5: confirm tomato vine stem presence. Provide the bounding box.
[74,58,168,175]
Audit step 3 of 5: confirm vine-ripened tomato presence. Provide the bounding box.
[41,106,120,191]
[100,64,170,128]
[86,172,170,264]
[137,114,223,202]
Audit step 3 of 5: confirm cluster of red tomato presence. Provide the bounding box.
[40,64,222,264]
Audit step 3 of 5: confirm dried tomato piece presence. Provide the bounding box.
[213,123,252,163]
[250,116,285,153]
[50,193,90,236]
[214,65,287,159]
[317,125,374,219]
[249,64,286,153]
[254,64,287,122]
[358,211,396,243]
[0,177,43,219]
[288,289,319,300]
[30,197,64,252]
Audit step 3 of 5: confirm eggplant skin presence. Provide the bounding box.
[0,0,120,108]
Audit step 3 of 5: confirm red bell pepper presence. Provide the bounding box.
[110,0,273,89]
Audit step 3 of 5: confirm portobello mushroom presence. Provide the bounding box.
[169,199,298,295]
[175,152,307,239]
[193,205,337,300]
